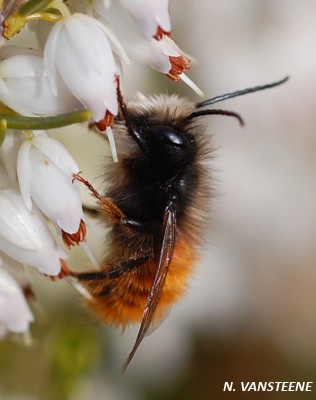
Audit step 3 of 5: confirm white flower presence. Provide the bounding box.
[125,34,183,75]
[0,54,81,116]
[93,0,190,80]
[0,129,24,182]
[0,262,34,338]
[0,253,32,289]
[0,189,66,275]
[44,13,119,122]
[118,0,171,39]
[17,133,86,243]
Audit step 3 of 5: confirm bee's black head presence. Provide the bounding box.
[126,118,196,182]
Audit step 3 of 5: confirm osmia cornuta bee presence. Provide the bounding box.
[71,76,288,371]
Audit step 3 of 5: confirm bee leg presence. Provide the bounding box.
[73,172,125,220]
[74,172,150,231]
[71,256,149,281]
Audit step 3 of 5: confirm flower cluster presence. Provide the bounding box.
[0,0,197,338]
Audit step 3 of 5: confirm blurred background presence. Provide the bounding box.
[1,0,316,399]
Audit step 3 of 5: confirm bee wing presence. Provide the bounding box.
[144,306,172,337]
[121,206,176,372]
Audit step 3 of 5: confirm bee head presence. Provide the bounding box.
[140,122,196,180]
[115,76,289,181]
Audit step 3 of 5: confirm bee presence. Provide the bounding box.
[72,76,288,371]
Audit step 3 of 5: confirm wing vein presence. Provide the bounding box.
[121,206,176,372]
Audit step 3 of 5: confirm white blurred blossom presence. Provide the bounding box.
[0,129,24,182]
[0,262,34,338]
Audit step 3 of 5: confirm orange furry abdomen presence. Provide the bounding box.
[83,237,198,327]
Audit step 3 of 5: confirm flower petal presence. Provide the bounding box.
[0,55,81,116]
[27,146,84,233]
[0,129,24,182]
[44,13,119,121]
[119,0,171,38]
[0,189,41,250]
[42,23,62,96]
[0,266,34,334]
[94,1,177,73]
[17,140,33,211]
[32,134,80,176]
[0,190,66,275]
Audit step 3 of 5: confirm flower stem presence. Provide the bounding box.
[0,119,7,146]
[17,0,55,16]
[0,110,92,131]
[3,0,69,38]
[25,12,60,23]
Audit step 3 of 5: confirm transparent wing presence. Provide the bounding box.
[144,306,172,337]
[121,206,176,372]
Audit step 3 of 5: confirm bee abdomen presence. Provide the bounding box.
[81,238,197,327]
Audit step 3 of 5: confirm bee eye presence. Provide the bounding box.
[147,125,185,148]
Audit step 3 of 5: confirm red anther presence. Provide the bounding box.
[167,55,190,81]
[62,219,87,248]
[153,26,170,40]
[96,110,115,131]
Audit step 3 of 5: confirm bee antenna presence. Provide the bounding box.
[115,76,132,125]
[115,76,149,153]
[195,76,289,108]
[188,109,244,125]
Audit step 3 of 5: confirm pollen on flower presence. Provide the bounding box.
[154,26,170,41]
[95,110,115,132]
[167,55,191,81]
[62,219,87,248]
[95,108,118,162]
[43,159,49,166]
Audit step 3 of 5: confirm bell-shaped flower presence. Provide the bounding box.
[118,0,171,39]
[0,129,24,182]
[0,262,34,338]
[17,133,86,246]
[0,189,66,275]
[0,54,81,116]
[44,13,119,122]
[93,0,190,82]
[1,253,33,291]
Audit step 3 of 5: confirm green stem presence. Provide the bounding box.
[0,110,92,130]
[0,119,7,146]
[18,0,54,16]
[25,12,61,23]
